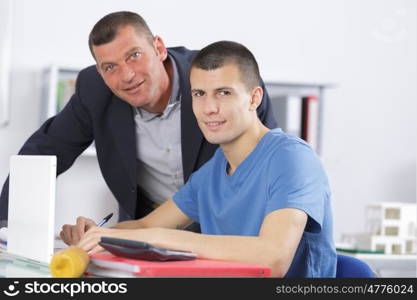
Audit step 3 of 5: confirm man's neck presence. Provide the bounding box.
[142,57,173,114]
[222,120,270,176]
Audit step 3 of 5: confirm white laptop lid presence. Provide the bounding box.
[7,155,56,265]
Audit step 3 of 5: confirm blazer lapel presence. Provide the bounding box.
[181,90,203,182]
[172,51,204,182]
[109,95,137,186]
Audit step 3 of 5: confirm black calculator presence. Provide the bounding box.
[99,237,197,261]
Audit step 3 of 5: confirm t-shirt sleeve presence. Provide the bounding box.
[266,142,329,233]
[173,172,200,223]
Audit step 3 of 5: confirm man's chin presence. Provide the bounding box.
[120,95,147,107]
[204,134,229,146]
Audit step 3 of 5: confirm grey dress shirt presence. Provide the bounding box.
[133,55,184,205]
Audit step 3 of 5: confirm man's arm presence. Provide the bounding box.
[77,202,307,277]
[113,199,194,230]
[60,199,193,245]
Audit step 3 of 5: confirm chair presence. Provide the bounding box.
[336,254,375,277]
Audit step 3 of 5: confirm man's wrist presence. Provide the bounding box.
[113,219,143,229]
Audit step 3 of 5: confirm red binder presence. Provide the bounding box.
[301,95,319,150]
[89,253,271,277]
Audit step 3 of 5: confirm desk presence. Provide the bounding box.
[0,249,51,277]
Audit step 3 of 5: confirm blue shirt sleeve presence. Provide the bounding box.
[266,141,329,233]
[173,172,200,223]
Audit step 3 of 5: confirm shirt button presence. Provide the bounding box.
[166,148,170,153]
[131,187,136,193]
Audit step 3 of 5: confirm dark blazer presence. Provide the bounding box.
[0,47,277,221]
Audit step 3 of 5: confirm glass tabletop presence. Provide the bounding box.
[0,249,51,278]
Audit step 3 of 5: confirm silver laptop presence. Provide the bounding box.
[7,155,56,265]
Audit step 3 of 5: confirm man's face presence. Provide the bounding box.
[190,64,259,146]
[93,25,168,110]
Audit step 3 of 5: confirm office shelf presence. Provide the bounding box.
[265,81,334,155]
[41,66,332,157]
[41,64,95,157]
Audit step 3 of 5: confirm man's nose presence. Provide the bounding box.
[120,64,135,83]
[203,97,219,115]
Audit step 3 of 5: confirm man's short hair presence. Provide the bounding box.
[88,11,154,59]
[190,41,261,91]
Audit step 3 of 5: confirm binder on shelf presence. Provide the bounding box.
[301,95,319,151]
[273,95,303,137]
[88,252,271,277]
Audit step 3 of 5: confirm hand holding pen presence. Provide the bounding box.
[60,213,114,246]
[97,213,113,227]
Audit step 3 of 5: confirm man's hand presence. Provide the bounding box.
[60,216,97,246]
[76,226,118,254]
[77,227,161,254]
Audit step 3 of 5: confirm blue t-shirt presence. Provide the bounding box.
[173,128,336,277]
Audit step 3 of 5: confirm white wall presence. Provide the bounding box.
[0,0,415,239]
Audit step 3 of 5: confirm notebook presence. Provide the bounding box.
[7,155,57,265]
[89,252,271,277]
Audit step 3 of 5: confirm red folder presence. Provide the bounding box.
[89,253,271,277]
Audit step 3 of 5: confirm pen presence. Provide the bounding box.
[97,213,113,227]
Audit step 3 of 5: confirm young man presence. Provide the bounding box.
[0,12,276,228]
[74,41,337,277]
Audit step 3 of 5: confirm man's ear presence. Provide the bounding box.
[154,35,168,61]
[249,86,263,111]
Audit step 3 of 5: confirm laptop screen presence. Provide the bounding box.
[7,155,56,265]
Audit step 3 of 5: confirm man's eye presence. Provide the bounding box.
[219,90,231,96]
[104,65,114,72]
[193,91,204,97]
[131,52,140,58]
